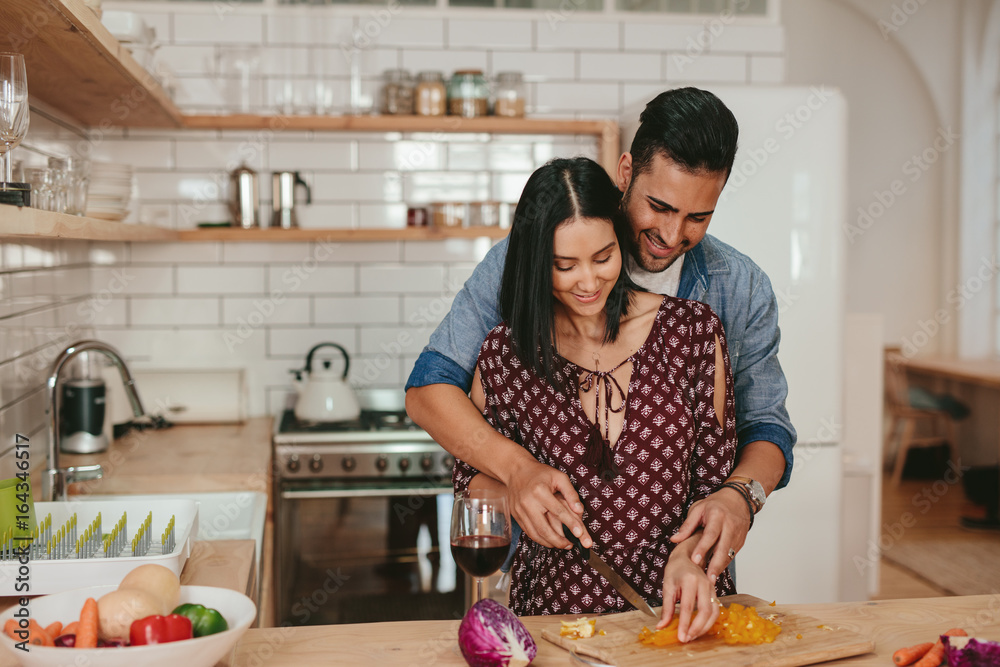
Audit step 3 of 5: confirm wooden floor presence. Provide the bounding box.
[872,469,998,600]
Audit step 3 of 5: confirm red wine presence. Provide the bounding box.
[451,535,510,577]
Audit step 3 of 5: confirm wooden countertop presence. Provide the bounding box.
[228,595,1000,666]
[61,418,272,495]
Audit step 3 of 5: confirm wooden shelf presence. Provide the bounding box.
[182,114,617,136]
[182,114,621,173]
[1,0,182,128]
[0,206,178,241]
[177,226,510,242]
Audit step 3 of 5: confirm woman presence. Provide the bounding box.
[453,157,737,641]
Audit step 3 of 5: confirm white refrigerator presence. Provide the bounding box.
[622,85,848,603]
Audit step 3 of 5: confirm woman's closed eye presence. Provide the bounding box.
[554,263,574,272]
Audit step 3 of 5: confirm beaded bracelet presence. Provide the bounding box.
[719,482,755,529]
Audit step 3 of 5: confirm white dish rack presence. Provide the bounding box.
[0,499,197,596]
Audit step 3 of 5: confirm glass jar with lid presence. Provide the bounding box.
[447,70,489,118]
[415,71,447,117]
[381,69,415,115]
[493,72,526,118]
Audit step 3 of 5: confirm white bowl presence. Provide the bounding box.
[0,585,255,667]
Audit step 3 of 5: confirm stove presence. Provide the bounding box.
[273,408,454,481]
[272,390,464,626]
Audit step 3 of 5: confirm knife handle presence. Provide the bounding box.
[562,524,590,559]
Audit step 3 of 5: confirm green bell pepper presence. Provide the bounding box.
[170,603,229,637]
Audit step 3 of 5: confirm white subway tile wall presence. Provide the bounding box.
[1,5,785,428]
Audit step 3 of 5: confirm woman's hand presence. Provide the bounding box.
[504,458,592,550]
[669,487,750,581]
[660,535,720,643]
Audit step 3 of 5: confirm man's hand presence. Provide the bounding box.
[669,488,750,581]
[504,458,593,550]
[660,533,720,643]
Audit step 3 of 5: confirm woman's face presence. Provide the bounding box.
[551,216,623,319]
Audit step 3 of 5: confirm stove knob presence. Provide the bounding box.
[308,454,323,473]
[375,455,388,472]
[287,455,301,473]
[442,455,455,470]
[420,455,434,472]
[398,457,411,472]
[341,456,356,472]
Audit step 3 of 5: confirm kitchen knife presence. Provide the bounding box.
[562,525,657,618]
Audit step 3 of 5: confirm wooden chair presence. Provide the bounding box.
[883,348,960,486]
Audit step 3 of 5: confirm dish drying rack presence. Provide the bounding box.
[0,499,198,596]
[2,511,178,562]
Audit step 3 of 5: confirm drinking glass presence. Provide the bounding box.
[0,53,29,185]
[450,488,511,604]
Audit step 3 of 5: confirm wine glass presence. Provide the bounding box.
[450,488,511,604]
[0,53,29,186]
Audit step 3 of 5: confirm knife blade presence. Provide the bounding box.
[562,525,657,618]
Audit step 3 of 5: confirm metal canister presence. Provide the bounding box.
[229,163,260,229]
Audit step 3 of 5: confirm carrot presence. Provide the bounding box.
[62,621,78,636]
[913,629,966,667]
[913,641,946,667]
[3,618,20,640]
[25,620,54,647]
[75,597,98,649]
[893,641,934,665]
[44,622,62,640]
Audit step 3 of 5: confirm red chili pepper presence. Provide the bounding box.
[129,614,193,646]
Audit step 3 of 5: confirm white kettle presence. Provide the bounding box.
[292,343,361,423]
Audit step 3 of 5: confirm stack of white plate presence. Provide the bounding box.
[85,161,135,222]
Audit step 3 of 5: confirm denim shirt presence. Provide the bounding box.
[406,233,796,489]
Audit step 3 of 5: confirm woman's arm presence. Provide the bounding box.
[443,365,590,549]
[660,530,720,642]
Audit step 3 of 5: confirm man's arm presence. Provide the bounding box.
[732,266,796,489]
[405,239,591,549]
[673,259,795,576]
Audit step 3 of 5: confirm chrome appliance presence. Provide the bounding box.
[273,389,461,625]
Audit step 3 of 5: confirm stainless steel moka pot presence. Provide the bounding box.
[272,171,312,229]
[229,163,260,228]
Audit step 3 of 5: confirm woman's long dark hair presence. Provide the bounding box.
[500,157,640,390]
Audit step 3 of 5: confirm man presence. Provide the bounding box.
[406,86,794,600]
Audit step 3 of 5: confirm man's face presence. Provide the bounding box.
[618,152,728,273]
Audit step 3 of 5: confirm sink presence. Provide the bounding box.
[76,491,267,575]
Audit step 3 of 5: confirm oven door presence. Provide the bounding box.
[275,478,465,625]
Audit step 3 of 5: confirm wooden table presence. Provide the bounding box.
[226,595,1000,666]
[898,356,1000,390]
[897,355,1000,485]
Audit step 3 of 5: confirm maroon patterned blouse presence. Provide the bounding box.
[453,296,737,615]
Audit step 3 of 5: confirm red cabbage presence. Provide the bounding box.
[458,599,537,667]
[944,635,1000,666]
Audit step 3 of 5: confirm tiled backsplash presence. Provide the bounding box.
[1,4,786,469]
[91,238,492,418]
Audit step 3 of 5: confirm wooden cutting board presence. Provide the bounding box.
[539,594,875,667]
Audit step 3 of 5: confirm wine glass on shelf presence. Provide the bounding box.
[450,488,512,604]
[0,53,29,187]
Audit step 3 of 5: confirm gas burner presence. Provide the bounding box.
[277,409,419,435]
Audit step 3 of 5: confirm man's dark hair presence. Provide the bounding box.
[500,157,639,390]
[629,87,739,178]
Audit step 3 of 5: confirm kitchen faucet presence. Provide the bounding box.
[43,340,146,502]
